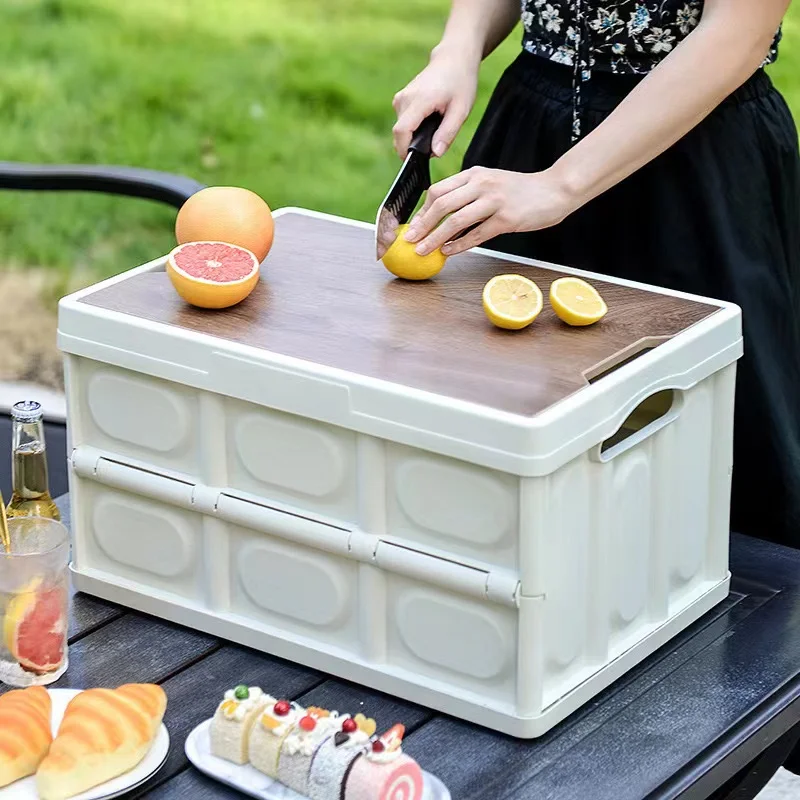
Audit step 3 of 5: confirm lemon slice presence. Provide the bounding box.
[482,275,543,330]
[549,277,608,326]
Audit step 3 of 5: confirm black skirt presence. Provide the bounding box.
[464,51,800,550]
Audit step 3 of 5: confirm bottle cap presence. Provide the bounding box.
[11,401,43,423]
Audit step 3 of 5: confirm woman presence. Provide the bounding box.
[394,0,800,552]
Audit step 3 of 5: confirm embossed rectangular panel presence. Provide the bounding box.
[77,483,204,602]
[385,574,518,707]
[386,444,519,572]
[78,360,200,479]
[225,398,359,524]
[228,524,359,650]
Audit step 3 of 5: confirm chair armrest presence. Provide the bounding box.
[0,161,205,208]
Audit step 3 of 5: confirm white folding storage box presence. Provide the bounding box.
[59,209,742,737]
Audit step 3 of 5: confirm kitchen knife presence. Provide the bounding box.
[375,112,442,261]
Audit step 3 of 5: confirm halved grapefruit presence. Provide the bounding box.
[166,241,260,309]
[4,581,68,674]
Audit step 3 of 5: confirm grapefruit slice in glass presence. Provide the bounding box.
[4,581,68,674]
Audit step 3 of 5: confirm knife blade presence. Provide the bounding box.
[375,112,442,261]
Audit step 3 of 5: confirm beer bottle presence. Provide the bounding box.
[7,401,61,521]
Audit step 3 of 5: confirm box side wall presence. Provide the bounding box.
[521,365,735,707]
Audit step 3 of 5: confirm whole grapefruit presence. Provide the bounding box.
[167,241,260,309]
[175,186,274,262]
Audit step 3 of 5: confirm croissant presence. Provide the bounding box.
[36,683,167,800]
[0,685,52,788]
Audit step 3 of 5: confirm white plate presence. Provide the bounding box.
[0,688,170,800]
[185,719,451,800]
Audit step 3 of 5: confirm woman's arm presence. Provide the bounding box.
[407,0,791,256]
[392,0,519,157]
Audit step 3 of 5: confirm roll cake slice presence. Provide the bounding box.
[209,685,271,765]
[307,719,372,800]
[249,699,305,778]
[343,724,424,800]
[278,709,377,796]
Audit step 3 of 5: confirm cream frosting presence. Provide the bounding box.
[282,718,335,757]
[260,702,304,737]
[218,687,268,722]
[366,745,403,764]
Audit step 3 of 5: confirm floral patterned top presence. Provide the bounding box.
[520,0,782,141]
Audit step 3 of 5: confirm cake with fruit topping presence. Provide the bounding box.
[249,699,305,778]
[306,713,374,800]
[343,724,424,800]
[276,708,374,795]
[209,685,271,765]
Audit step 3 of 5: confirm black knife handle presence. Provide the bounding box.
[409,113,444,157]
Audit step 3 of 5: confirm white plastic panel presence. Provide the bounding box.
[77,482,203,601]
[607,448,653,658]
[228,523,359,650]
[386,575,517,704]
[225,399,358,524]
[540,457,592,704]
[76,360,199,478]
[386,445,518,571]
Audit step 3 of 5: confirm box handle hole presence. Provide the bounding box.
[596,389,681,462]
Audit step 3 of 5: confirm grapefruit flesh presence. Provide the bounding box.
[175,186,275,262]
[4,584,67,674]
[167,241,260,309]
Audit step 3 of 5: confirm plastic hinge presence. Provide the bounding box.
[348,529,380,562]
[71,445,101,478]
[374,541,519,608]
[486,571,521,607]
[214,493,350,557]
[191,484,220,514]
[73,446,195,507]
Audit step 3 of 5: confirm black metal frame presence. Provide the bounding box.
[0,160,204,208]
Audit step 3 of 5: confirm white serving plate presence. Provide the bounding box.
[185,719,451,800]
[0,688,170,800]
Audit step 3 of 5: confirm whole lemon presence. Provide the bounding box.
[381,224,447,281]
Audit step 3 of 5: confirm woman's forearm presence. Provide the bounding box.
[434,0,520,65]
[551,0,790,210]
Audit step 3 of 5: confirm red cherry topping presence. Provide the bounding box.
[274,700,291,717]
[299,715,317,732]
[372,740,385,753]
[341,718,358,734]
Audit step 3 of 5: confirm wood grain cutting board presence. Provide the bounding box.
[80,211,718,417]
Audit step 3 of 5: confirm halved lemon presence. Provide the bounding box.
[482,275,543,330]
[549,277,608,326]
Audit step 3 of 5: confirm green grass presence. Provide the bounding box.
[0,0,798,284]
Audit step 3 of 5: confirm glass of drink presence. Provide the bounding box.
[0,517,70,686]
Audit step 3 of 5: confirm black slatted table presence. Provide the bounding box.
[5,495,800,800]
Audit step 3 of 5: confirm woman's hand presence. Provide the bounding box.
[404,166,582,256]
[393,46,481,159]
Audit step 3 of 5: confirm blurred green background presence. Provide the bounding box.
[1,0,799,284]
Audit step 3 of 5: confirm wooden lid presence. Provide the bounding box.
[81,211,718,417]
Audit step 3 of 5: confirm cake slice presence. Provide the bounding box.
[209,685,271,765]
[343,724,424,800]
[0,686,52,788]
[36,683,167,800]
[277,709,376,796]
[307,717,372,800]
[249,698,305,778]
